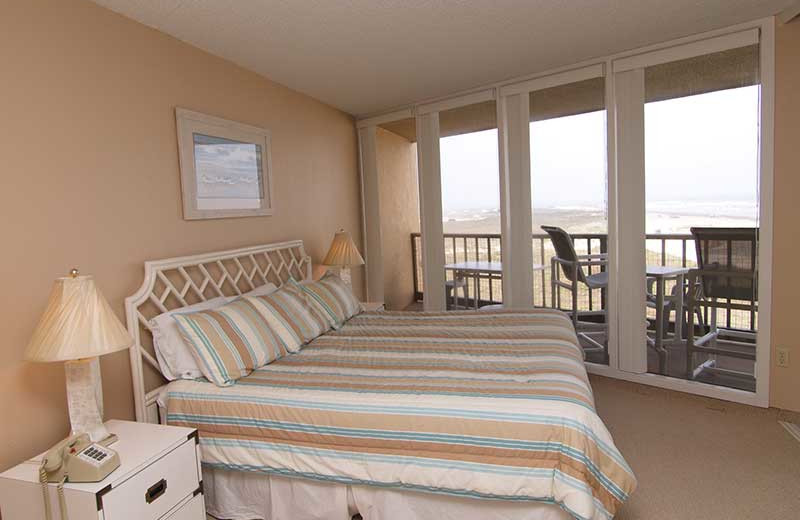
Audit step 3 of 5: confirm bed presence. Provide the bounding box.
[125,241,635,520]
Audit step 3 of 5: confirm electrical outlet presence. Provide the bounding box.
[777,348,790,368]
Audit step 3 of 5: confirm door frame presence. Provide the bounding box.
[588,19,774,408]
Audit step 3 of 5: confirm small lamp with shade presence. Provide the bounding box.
[24,269,132,442]
[322,229,364,287]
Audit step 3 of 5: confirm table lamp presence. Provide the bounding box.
[25,269,132,441]
[322,229,364,287]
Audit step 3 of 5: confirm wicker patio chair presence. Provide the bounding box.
[686,227,758,381]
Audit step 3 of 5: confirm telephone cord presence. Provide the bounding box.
[57,476,70,520]
[38,464,52,520]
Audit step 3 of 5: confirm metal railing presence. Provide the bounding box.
[410,232,757,331]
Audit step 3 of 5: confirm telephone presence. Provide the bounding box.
[38,433,120,520]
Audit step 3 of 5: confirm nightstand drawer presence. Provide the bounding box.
[102,439,199,520]
[164,492,205,520]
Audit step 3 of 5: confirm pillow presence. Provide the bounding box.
[244,282,277,298]
[173,298,287,386]
[150,296,230,380]
[298,271,362,328]
[245,283,331,352]
[149,284,277,381]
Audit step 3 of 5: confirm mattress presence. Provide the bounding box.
[165,309,636,520]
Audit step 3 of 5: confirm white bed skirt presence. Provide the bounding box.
[203,466,573,520]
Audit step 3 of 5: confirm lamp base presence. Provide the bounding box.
[65,358,109,442]
[338,266,352,287]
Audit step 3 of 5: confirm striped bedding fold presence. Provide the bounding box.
[166,309,636,519]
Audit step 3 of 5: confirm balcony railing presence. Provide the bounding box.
[410,232,757,331]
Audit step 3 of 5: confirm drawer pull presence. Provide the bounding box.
[145,478,167,504]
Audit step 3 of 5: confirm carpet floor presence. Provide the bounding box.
[590,375,800,519]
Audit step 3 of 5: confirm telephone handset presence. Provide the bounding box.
[41,433,120,483]
[38,433,120,520]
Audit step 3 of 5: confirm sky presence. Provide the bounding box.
[439,85,760,217]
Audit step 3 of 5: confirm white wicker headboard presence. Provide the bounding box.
[124,240,312,423]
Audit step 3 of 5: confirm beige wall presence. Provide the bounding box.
[0,0,361,471]
[770,18,800,412]
[376,128,420,310]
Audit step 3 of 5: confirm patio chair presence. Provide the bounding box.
[686,227,758,382]
[646,276,705,374]
[647,279,683,332]
[542,226,608,359]
[446,275,468,310]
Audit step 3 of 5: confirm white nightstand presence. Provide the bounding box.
[361,301,385,312]
[0,420,205,520]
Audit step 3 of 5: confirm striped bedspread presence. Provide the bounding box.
[165,309,636,519]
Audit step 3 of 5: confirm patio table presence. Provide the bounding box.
[444,261,546,310]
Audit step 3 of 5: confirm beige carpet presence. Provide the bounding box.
[590,375,800,519]
[209,376,800,519]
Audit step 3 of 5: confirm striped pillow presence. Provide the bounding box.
[298,271,362,329]
[173,298,287,387]
[245,282,331,352]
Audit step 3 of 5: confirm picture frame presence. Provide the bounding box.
[175,107,274,220]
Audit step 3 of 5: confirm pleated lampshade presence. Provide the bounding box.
[322,230,365,267]
[25,274,133,362]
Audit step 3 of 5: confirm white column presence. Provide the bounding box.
[754,20,774,405]
[614,68,647,373]
[415,112,446,311]
[358,126,384,303]
[604,63,620,368]
[498,93,534,309]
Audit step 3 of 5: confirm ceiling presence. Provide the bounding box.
[92,0,792,117]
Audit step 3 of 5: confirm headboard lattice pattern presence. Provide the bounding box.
[124,240,312,422]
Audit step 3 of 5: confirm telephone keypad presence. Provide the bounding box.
[78,444,111,466]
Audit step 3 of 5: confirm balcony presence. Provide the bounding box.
[410,231,757,389]
[412,232,608,312]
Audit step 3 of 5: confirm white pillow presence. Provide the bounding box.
[150,283,277,380]
[245,282,279,297]
[150,296,230,381]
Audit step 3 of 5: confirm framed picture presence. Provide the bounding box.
[175,108,273,220]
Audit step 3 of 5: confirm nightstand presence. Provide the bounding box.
[0,420,204,520]
[361,301,385,312]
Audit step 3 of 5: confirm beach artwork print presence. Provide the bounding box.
[192,133,265,210]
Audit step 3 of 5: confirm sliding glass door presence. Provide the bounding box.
[529,75,610,364]
[642,44,760,390]
[498,66,612,364]
[439,100,500,310]
[613,28,767,400]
